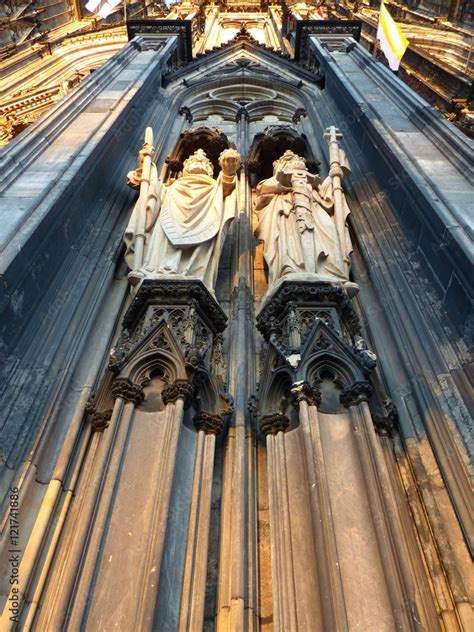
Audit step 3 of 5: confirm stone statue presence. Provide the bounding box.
[254,145,356,295]
[125,140,241,293]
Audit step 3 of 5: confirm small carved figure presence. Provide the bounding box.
[125,132,240,293]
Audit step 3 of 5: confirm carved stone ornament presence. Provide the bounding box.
[257,281,360,341]
[161,379,194,406]
[259,413,290,435]
[111,377,145,404]
[290,381,322,408]
[352,335,377,375]
[247,394,258,414]
[373,398,398,437]
[90,410,113,433]
[373,415,395,437]
[178,106,193,123]
[193,410,224,435]
[339,381,374,407]
[219,392,234,417]
[122,279,227,334]
[292,107,307,124]
[85,394,97,415]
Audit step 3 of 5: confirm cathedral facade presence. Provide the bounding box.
[0,2,472,630]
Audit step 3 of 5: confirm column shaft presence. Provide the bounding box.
[35,395,125,629]
[179,431,217,631]
[300,400,348,631]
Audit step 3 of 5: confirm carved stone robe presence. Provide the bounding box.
[125,170,237,292]
[255,175,352,287]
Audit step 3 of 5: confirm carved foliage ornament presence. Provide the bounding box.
[86,394,113,433]
[339,381,374,407]
[161,379,194,406]
[111,378,145,404]
[259,413,290,436]
[290,381,322,408]
[373,398,398,437]
[193,411,224,435]
[90,410,113,433]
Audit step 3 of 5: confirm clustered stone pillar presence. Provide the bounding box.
[290,381,349,632]
[117,378,193,623]
[259,412,297,631]
[179,411,224,631]
[340,381,438,630]
[35,376,145,629]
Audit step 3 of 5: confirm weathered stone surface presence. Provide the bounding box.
[0,13,472,632]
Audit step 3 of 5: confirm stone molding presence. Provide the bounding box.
[161,379,194,405]
[193,410,224,435]
[259,413,290,435]
[290,381,321,408]
[111,377,145,404]
[339,381,374,407]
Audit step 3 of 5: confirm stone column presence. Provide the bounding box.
[130,378,194,630]
[340,381,438,631]
[290,381,349,632]
[216,168,256,631]
[35,377,144,629]
[260,413,298,631]
[179,411,224,631]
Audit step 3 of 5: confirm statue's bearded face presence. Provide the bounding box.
[183,150,213,176]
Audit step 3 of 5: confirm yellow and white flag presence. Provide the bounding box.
[376,1,409,71]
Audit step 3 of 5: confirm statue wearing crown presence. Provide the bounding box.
[124,134,241,293]
[255,132,356,296]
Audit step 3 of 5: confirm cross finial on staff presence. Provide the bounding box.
[323,126,343,142]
